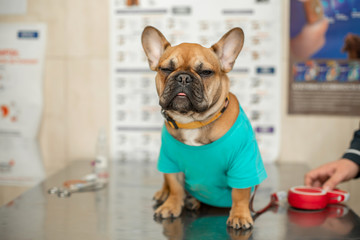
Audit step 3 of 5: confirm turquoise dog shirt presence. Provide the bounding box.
[157,105,267,208]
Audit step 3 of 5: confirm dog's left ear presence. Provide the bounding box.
[141,26,171,71]
[211,28,244,72]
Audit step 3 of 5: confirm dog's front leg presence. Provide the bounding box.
[227,188,253,230]
[154,173,185,218]
[153,175,169,205]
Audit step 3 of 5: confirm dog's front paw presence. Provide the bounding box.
[226,213,253,230]
[153,188,169,204]
[154,197,184,218]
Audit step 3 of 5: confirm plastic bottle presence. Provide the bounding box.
[94,128,109,177]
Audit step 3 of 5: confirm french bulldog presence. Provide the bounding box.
[141,26,267,230]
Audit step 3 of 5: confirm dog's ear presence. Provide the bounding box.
[141,26,170,71]
[211,28,244,72]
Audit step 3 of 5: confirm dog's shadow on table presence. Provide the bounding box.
[153,204,253,240]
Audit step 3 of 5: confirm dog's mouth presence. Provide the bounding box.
[162,90,193,113]
[160,85,207,113]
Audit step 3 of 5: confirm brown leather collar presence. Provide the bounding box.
[161,95,230,130]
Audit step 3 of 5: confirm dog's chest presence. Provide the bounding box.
[181,129,204,146]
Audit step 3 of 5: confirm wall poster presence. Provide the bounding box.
[0,23,46,185]
[110,0,283,163]
[289,0,360,115]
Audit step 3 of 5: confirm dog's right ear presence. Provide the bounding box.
[141,26,170,71]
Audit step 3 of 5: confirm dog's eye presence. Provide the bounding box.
[199,70,214,77]
[159,67,173,74]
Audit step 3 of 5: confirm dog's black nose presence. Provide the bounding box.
[176,74,193,85]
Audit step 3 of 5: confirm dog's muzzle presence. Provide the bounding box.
[175,73,193,86]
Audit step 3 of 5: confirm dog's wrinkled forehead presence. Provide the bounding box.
[159,43,220,72]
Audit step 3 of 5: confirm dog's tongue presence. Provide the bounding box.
[177,93,186,96]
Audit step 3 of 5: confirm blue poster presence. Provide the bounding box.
[290,0,360,60]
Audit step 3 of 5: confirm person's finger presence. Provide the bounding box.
[304,172,316,186]
[323,171,344,191]
[318,174,330,186]
[318,18,329,34]
[305,170,322,187]
[313,180,322,188]
[305,166,334,187]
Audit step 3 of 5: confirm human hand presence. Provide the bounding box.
[290,18,329,60]
[305,158,360,191]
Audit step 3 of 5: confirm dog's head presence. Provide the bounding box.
[141,26,244,116]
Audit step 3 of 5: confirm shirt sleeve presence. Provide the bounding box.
[227,139,267,189]
[157,143,181,174]
[342,129,360,178]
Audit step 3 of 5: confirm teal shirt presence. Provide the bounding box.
[157,105,267,208]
